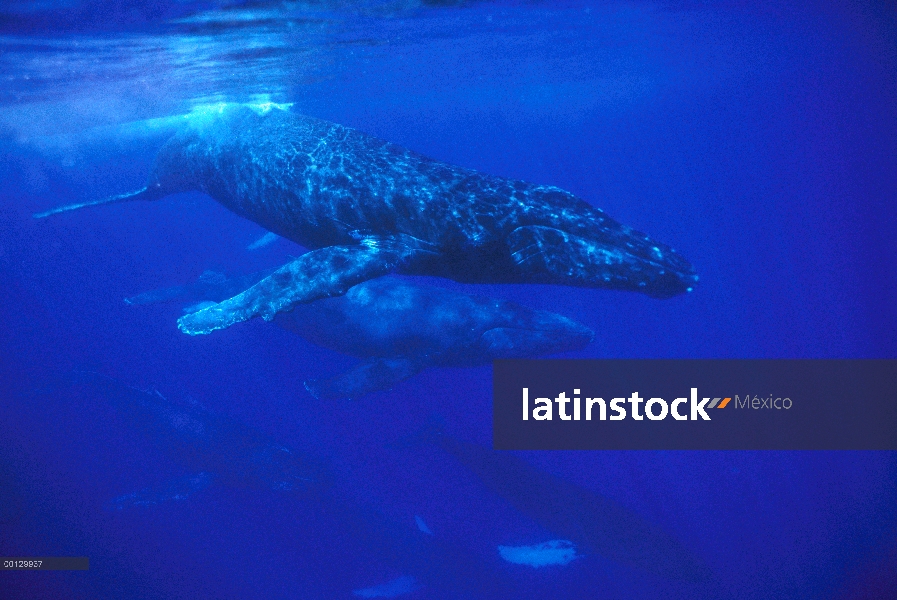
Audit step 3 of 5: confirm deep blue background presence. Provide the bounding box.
[1,1,895,598]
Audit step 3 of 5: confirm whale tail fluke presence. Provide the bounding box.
[33,186,160,219]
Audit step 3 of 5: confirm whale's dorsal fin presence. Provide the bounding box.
[414,515,434,536]
[105,472,216,510]
[177,235,437,336]
[304,357,425,401]
[246,231,280,251]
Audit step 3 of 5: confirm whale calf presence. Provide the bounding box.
[127,271,594,400]
[35,104,697,335]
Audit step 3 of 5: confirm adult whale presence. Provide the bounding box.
[35,104,698,335]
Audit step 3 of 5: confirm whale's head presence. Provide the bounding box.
[144,131,206,199]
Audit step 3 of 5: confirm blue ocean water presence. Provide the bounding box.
[1,1,895,598]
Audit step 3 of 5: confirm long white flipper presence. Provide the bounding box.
[178,235,436,336]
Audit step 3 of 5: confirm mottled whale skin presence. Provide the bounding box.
[36,104,697,335]
[128,271,594,400]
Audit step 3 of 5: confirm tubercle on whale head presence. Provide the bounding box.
[613,233,699,299]
[640,267,700,299]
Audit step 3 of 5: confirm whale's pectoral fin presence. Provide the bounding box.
[33,186,162,219]
[124,283,193,306]
[105,472,216,510]
[125,268,277,309]
[304,357,425,401]
[178,236,437,336]
[508,225,692,298]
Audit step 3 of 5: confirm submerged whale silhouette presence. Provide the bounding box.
[53,372,514,598]
[127,271,593,400]
[35,104,697,336]
[64,371,330,507]
[405,419,712,582]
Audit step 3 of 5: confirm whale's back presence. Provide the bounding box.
[154,106,581,251]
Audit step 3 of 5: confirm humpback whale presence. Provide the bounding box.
[127,271,594,400]
[48,372,513,598]
[35,104,697,336]
[105,385,328,504]
[53,371,331,507]
[404,419,712,582]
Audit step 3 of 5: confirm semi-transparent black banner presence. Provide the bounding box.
[493,360,897,450]
[1,557,89,570]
